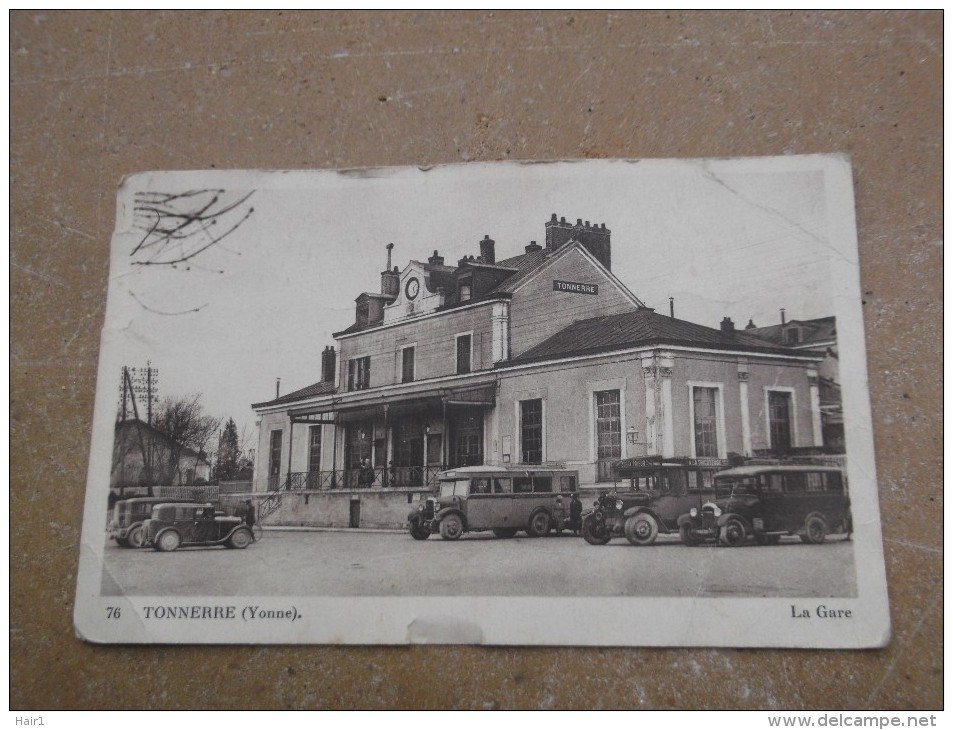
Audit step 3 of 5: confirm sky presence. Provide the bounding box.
[101,157,852,446]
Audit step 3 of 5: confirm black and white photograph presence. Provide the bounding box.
[75,156,889,647]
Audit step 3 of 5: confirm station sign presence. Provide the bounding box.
[553,279,598,295]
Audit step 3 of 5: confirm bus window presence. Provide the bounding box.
[559,475,576,492]
[636,476,654,491]
[783,473,806,493]
[439,480,470,498]
[805,473,825,492]
[493,478,513,494]
[513,477,533,494]
[763,474,783,494]
[700,470,714,490]
[532,477,552,493]
[826,472,843,492]
[472,478,491,494]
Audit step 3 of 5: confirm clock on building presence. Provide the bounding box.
[405,277,420,300]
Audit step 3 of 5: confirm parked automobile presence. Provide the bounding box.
[408,465,580,540]
[143,503,254,552]
[108,497,196,548]
[581,457,730,545]
[676,464,851,547]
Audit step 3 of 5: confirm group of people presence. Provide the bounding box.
[551,493,584,535]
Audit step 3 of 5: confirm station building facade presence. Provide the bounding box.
[251,215,826,527]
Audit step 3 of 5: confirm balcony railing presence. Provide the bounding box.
[278,465,446,491]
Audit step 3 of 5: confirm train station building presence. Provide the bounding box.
[251,215,828,527]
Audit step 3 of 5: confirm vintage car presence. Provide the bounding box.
[676,464,851,547]
[143,503,254,552]
[581,457,729,546]
[408,465,580,541]
[108,496,196,548]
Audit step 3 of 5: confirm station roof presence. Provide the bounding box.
[507,308,824,365]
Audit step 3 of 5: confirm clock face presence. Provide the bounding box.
[405,277,420,300]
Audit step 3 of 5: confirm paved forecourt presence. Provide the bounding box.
[101,528,856,598]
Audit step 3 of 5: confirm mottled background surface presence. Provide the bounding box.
[11,10,941,710]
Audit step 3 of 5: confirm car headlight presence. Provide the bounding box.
[712,505,722,517]
[690,507,698,518]
[615,500,624,510]
[434,502,442,512]
[417,505,424,512]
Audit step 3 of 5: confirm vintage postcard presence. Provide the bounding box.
[74,156,889,646]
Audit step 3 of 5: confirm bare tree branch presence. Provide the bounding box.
[130,189,255,265]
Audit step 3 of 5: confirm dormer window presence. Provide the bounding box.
[458,278,472,303]
[784,328,801,345]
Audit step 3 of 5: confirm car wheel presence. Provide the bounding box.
[492,527,517,538]
[719,517,748,547]
[155,529,181,552]
[126,525,145,549]
[624,513,659,546]
[800,515,828,544]
[439,514,464,541]
[581,514,612,545]
[227,527,253,549]
[409,517,431,541]
[526,510,551,538]
[679,524,698,547]
[115,537,129,548]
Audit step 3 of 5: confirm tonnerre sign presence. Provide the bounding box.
[553,279,599,295]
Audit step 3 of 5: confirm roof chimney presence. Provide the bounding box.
[720,317,736,335]
[380,244,399,297]
[780,308,786,325]
[321,345,336,383]
[275,377,281,399]
[428,249,444,266]
[669,297,675,318]
[479,235,496,265]
[745,318,756,329]
[525,240,542,253]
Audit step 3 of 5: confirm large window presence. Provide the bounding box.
[595,390,622,481]
[456,334,472,374]
[768,390,793,452]
[268,430,283,480]
[521,399,543,464]
[308,426,322,473]
[347,356,371,391]
[692,387,719,458]
[449,407,483,468]
[401,346,415,383]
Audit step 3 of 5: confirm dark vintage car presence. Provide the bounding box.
[676,464,851,547]
[143,503,254,552]
[108,497,196,548]
[408,465,580,540]
[581,457,730,546]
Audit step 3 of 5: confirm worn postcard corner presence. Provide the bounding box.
[74,156,889,647]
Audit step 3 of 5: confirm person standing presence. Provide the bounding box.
[243,499,256,530]
[552,495,566,533]
[569,493,583,536]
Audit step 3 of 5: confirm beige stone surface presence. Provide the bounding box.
[11,10,941,709]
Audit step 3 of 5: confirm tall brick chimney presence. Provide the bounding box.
[321,346,336,383]
[544,213,611,270]
[720,317,736,335]
[479,234,496,264]
[380,244,399,297]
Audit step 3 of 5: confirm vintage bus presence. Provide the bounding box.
[408,465,580,540]
[582,456,731,546]
[676,464,852,546]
